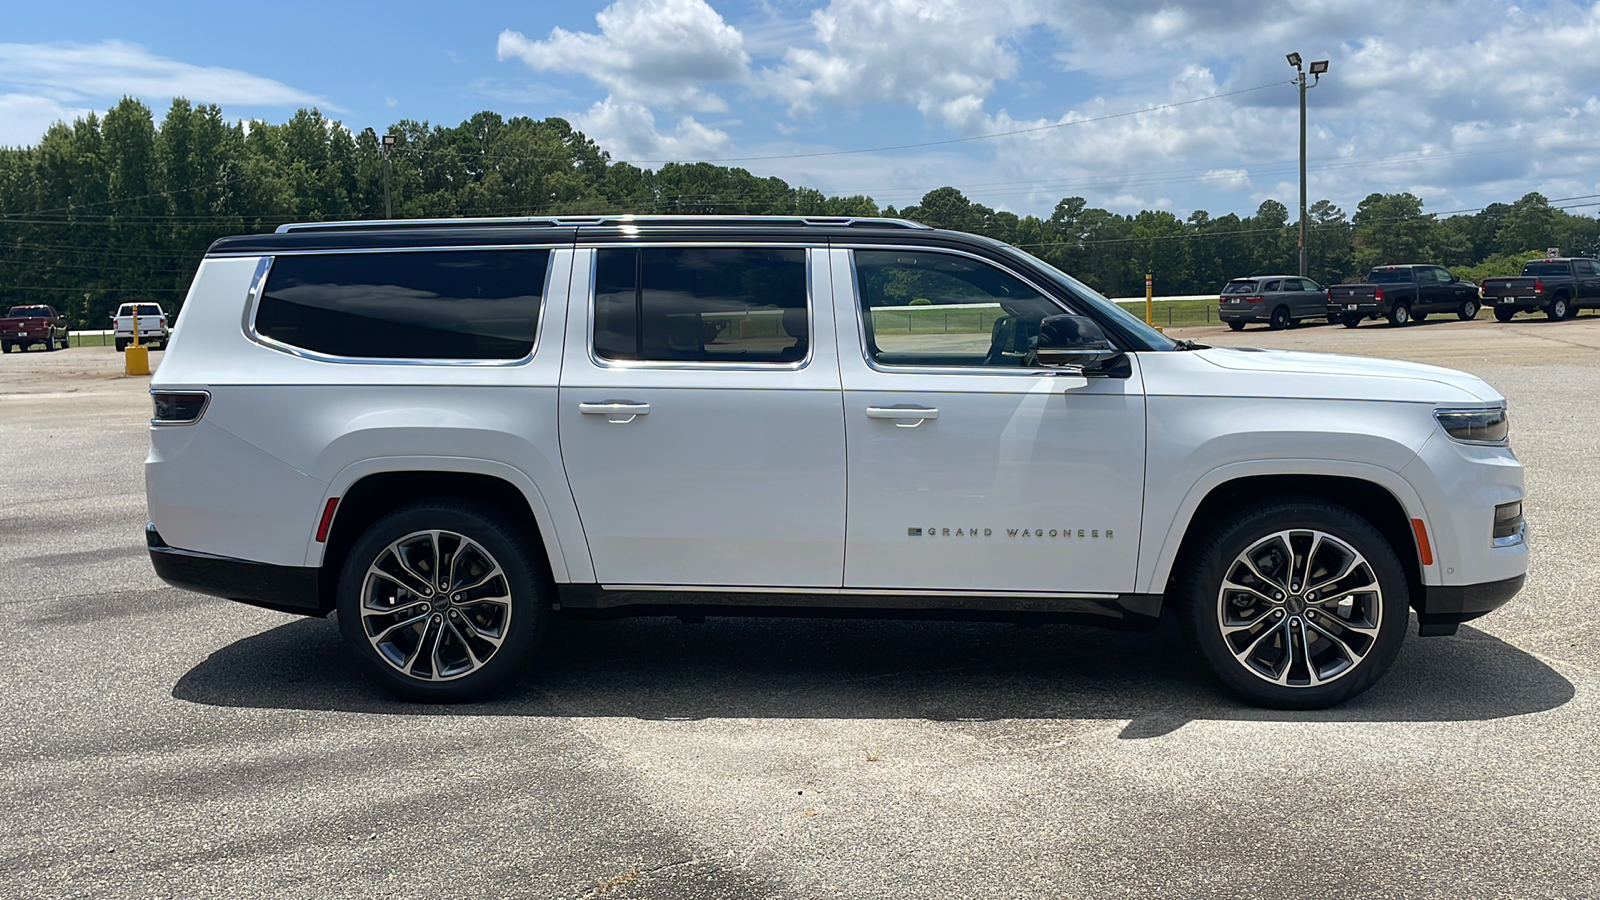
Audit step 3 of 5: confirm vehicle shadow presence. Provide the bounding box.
[171,614,1574,739]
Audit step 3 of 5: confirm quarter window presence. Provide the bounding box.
[255,250,548,360]
[592,247,809,364]
[854,250,1063,368]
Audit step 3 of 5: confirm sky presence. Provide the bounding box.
[3,0,1600,222]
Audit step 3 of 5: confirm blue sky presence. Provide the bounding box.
[4,0,1600,222]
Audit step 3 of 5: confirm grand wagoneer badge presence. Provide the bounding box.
[909,527,1112,539]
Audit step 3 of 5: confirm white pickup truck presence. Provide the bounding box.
[144,215,1528,709]
[112,302,169,351]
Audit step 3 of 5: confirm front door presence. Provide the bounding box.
[830,247,1146,596]
[559,245,846,588]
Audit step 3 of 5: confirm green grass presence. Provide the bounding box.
[1115,299,1222,328]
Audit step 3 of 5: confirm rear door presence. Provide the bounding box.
[558,244,847,589]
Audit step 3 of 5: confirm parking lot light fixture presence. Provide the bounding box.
[1287,53,1328,277]
[381,134,397,219]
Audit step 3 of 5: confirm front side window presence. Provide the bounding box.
[255,249,548,360]
[854,249,1064,368]
[593,247,809,364]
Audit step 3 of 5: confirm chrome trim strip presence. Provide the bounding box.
[582,245,816,372]
[148,389,211,426]
[239,249,556,368]
[599,584,1119,599]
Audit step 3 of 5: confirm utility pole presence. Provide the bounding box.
[1286,53,1328,278]
[379,132,395,217]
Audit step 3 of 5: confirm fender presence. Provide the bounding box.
[301,455,594,583]
[1136,458,1436,595]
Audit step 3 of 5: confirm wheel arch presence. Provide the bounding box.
[310,459,581,610]
[1145,467,1433,605]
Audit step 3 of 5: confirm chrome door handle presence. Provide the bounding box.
[865,406,939,427]
[578,401,651,424]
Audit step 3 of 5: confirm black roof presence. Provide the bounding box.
[206,215,937,255]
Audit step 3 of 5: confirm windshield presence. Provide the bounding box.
[998,245,1177,351]
[1221,281,1257,294]
[1521,261,1568,277]
[7,307,49,317]
[1368,269,1412,284]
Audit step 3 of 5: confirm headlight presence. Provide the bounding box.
[1434,407,1508,444]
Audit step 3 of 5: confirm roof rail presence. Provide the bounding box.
[274,214,931,234]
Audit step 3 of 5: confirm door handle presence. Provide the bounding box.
[866,406,939,427]
[579,401,651,424]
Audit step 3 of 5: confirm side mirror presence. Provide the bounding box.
[1033,315,1129,377]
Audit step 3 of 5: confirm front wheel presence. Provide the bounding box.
[1458,299,1479,321]
[337,502,548,702]
[1227,320,1245,332]
[1494,307,1516,323]
[1179,499,1409,709]
[1387,303,1411,326]
[1548,296,1571,321]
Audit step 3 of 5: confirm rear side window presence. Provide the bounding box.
[593,247,809,364]
[255,250,548,360]
[1369,269,1411,284]
[1221,281,1256,294]
[1522,261,1568,277]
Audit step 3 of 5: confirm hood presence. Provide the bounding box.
[1182,347,1502,403]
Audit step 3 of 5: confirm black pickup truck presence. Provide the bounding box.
[1478,257,1600,321]
[1326,265,1482,327]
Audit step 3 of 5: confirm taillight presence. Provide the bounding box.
[1326,289,1333,301]
[1534,280,1544,293]
[150,391,209,425]
[158,318,166,328]
[1375,288,1385,301]
[1245,295,1264,303]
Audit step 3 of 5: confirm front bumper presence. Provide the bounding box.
[146,523,327,617]
[1414,574,1525,636]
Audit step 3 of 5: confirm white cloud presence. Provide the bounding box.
[0,93,92,147]
[571,97,731,161]
[0,40,335,109]
[497,0,749,110]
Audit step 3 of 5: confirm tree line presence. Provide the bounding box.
[3,97,1598,326]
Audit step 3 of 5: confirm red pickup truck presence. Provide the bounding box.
[0,305,71,353]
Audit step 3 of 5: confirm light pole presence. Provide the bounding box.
[1286,53,1329,278]
[379,132,395,217]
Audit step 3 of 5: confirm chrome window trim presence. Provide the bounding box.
[209,242,572,259]
[840,244,1092,377]
[148,389,211,427]
[239,248,554,367]
[582,243,818,373]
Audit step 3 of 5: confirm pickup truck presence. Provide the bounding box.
[0,305,70,353]
[1326,265,1481,327]
[112,303,169,351]
[1478,257,1600,322]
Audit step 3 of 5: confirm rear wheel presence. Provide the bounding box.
[115,338,128,352]
[1,341,11,353]
[1227,320,1246,332]
[337,501,548,701]
[1180,499,1409,709]
[1387,303,1411,326]
[1548,296,1571,321]
[1269,306,1290,330]
[1341,315,1360,328]
[1494,307,1516,323]
[42,335,56,352]
[1458,299,1479,321]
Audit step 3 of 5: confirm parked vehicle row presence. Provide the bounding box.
[1220,258,1600,329]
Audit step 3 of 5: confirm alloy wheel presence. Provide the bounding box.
[1215,529,1383,689]
[359,529,513,682]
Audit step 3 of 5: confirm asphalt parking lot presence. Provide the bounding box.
[1,318,1597,899]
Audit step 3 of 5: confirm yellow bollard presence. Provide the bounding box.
[124,305,150,376]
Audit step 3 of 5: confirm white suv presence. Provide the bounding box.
[145,216,1528,708]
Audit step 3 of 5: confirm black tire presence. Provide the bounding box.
[1494,307,1515,323]
[42,335,56,352]
[1387,303,1411,326]
[1179,499,1409,709]
[1268,306,1290,330]
[1412,311,1428,322]
[115,338,128,352]
[337,501,549,702]
[1,341,11,353]
[1548,295,1571,321]
[1458,299,1479,321]
[1341,315,1360,328]
[1227,320,1246,332]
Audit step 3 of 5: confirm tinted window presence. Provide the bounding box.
[1221,281,1257,294]
[855,250,1062,367]
[1576,260,1598,276]
[256,250,548,360]
[1368,269,1412,284]
[593,247,808,364]
[1262,279,1283,292]
[1523,261,1569,277]
[1299,279,1323,292]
